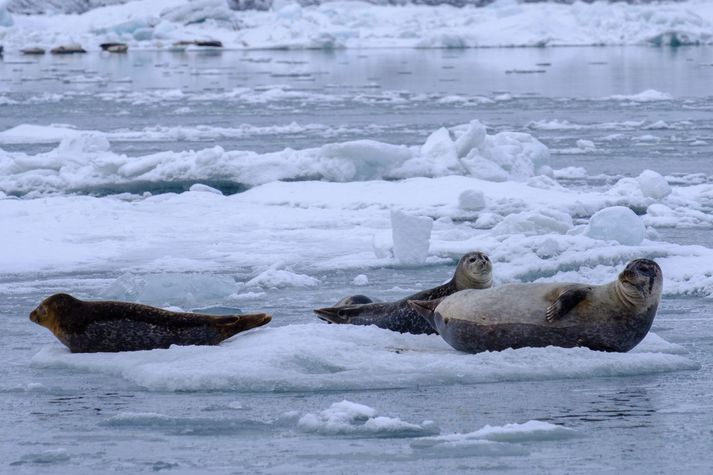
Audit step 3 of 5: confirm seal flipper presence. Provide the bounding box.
[407,298,443,333]
[546,287,591,322]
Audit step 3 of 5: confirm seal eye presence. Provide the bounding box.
[469,257,476,263]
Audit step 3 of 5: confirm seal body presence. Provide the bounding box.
[410,259,662,353]
[29,293,271,353]
[314,251,493,335]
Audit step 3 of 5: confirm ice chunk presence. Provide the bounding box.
[297,400,438,438]
[458,189,486,211]
[585,206,645,245]
[319,140,411,181]
[393,127,463,178]
[576,139,596,152]
[352,274,369,286]
[245,267,319,288]
[160,0,239,29]
[391,210,433,265]
[491,210,573,236]
[189,183,223,195]
[454,120,487,158]
[0,1,13,27]
[474,212,502,229]
[100,273,237,306]
[637,169,671,199]
[57,133,111,154]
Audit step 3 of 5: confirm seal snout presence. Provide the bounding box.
[29,304,45,324]
[313,306,350,324]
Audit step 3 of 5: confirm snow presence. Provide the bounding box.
[2,0,713,51]
[29,325,698,392]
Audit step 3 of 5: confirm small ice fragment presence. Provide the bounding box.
[189,183,223,195]
[352,274,369,286]
[637,169,671,199]
[585,206,645,245]
[390,210,433,265]
[458,189,486,211]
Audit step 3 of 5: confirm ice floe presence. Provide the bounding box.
[30,324,698,392]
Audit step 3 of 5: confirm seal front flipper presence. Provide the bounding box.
[407,298,444,333]
[546,287,591,322]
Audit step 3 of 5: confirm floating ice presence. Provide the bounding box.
[585,206,645,246]
[413,420,577,448]
[606,90,674,102]
[637,169,671,200]
[30,325,699,392]
[244,267,320,288]
[490,209,573,236]
[391,210,433,265]
[297,400,438,438]
[12,449,70,465]
[100,273,238,306]
[0,1,12,28]
[352,274,369,286]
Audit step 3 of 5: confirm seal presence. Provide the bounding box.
[409,259,662,353]
[29,293,271,353]
[313,251,493,334]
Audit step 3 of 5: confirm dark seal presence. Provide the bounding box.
[29,293,271,353]
[409,259,662,353]
[313,251,493,334]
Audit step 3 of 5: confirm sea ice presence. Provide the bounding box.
[100,272,238,306]
[244,266,320,288]
[585,206,645,246]
[297,400,438,438]
[29,325,699,392]
[458,189,486,211]
[637,169,672,200]
[390,210,433,265]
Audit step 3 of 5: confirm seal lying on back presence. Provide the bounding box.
[314,251,493,335]
[29,293,271,353]
[409,259,662,353]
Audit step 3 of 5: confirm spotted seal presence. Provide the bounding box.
[314,251,493,334]
[409,259,662,353]
[29,293,271,353]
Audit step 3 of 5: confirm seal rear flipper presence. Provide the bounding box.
[217,313,271,339]
[546,287,590,322]
[407,298,443,332]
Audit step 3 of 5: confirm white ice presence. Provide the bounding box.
[30,325,698,392]
[2,0,713,51]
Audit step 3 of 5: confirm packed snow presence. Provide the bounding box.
[1,0,713,51]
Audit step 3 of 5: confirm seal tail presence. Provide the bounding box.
[407,298,442,332]
[216,313,271,340]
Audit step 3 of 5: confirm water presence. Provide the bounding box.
[1,47,713,473]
